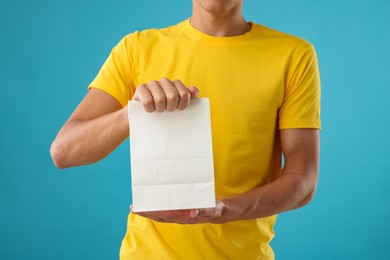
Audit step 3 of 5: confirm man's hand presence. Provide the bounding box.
[130,129,319,224]
[130,200,231,224]
[133,78,199,112]
[131,78,211,224]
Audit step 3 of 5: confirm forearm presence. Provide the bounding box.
[50,107,129,168]
[132,128,319,225]
[222,169,317,221]
[133,168,318,224]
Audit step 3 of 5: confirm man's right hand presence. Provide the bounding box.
[132,78,199,112]
[50,78,198,168]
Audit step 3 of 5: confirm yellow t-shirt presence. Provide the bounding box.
[89,19,321,259]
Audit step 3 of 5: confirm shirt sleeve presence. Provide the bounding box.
[279,45,321,129]
[88,34,136,107]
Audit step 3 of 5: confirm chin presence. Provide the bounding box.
[195,0,242,14]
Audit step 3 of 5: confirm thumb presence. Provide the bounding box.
[188,86,199,99]
[190,209,200,218]
[132,93,140,101]
[190,207,216,218]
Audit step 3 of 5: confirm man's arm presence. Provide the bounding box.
[218,128,320,221]
[50,79,199,168]
[134,128,320,223]
[50,88,129,168]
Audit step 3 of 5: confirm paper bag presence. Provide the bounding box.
[128,98,216,212]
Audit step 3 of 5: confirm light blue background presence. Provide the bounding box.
[1,0,389,259]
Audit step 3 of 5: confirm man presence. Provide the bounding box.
[51,0,321,259]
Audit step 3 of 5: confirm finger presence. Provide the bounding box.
[134,84,155,112]
[135,210,194,223]
[188,86,199,99]
[133,212,162,222]
[173,80,191,110]
[159,78,180,111]
[144,210,190,218]
[190,209,200,218]
[193,207,217,218]
[132,93,139,101]
[147,80,166,112]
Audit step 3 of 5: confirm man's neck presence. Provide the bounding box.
[190,2,251,37]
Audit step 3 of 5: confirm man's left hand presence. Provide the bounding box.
[130,199,230,224]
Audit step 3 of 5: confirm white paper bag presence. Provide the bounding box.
[128,98,216,212]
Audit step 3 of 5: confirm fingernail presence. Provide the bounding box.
[191,209,200,218]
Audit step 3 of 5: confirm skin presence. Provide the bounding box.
[50,80,198,168]
[50,0,320,224]
[190,0,251,36]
